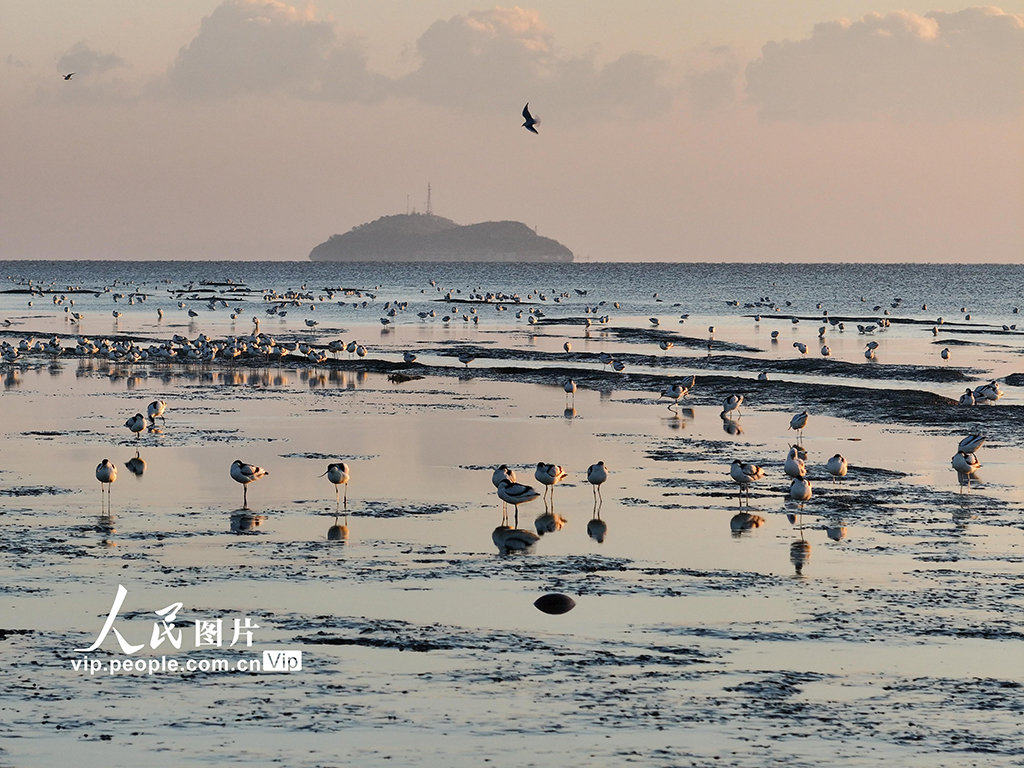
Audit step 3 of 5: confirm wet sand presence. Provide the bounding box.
[2,281,1024,767]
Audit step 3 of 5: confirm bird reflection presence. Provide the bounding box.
[327,515,349,542]
[790,539,811,575]
[125,451,146,478]
[587,499,608,543]
[730,512,765,536]
[96,511,117,548]
[492,523,540,554]
[563,406,577,420]
[789,513,811,575]
[535,499,566,535]
[826,524,847,541]
[721,414,743,435]
[230,512,266,533]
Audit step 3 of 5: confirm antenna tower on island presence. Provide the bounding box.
[426,183,433,216]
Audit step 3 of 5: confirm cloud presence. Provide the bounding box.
[745,6,1024,121]
[162,2,673,118]
[398,7,674,119]
[57,42,127,77]
[685,46,741,113]
[166,0,336,97]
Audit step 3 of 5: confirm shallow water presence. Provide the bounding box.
[1,262,1023,767]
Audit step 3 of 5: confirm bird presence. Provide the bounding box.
[534,462,568,500]
[63,72,75,80]
[586,461,608,502]
[820,345,831,357]
[125,413,145,440]
[659,383,688,410]
[729,459,765,505]
[793,342,808,354]
[789,410,809,438]
[826,454,848,482]
[492,464,516,488]
[496,479,542,512]
[320,462,350,507]
[783,446,807,479]
[458,352,475,367]
[958,388,976,406]
[403,351,417,364]
[230,460,268,508]
[722,394,744,418]
[958,435,986,454]
[789,477,812,502]
[96,458,117,509]
[951,451,981,490]
[941,348,950,360]
[563,342,572,354]
[521,103,539,134]
[563,379,577,403]
[147,399,167,423]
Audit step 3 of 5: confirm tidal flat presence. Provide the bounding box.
[1,262,1023,767]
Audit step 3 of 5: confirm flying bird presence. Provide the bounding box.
[63,73,75,80]
[522,103,539,134]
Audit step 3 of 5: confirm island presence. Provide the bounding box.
[308,213,573,263]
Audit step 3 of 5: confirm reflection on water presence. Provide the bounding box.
[563,406,576,420]
[826,524,848,541]
[721,414,743,435]
[230,512,267,534]
[327,515,349,542]
[790,539,811,576]
[535,508,566,535]
[587,498,608,543]
[730,512,765,536]
[492,525,540,554]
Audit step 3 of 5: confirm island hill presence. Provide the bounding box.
[308,213,573,263]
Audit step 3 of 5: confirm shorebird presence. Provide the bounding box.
[958,388,976,406]
[826,454,848,482]
[789,410,809,438]
[586,461,608,502]
[320,462,350,507]
[147,399,166,423]
[659,383,688,411]
[722,394,744,418]
[458,352,475,367]
[521,103,539,134]
[951,451,980,490]
[125,413,145,440]
[403,351,417,364]
[958,435,986,454]
[730,459,764,505]
[974,381,1003,402]
[563,379,576,403]
[793,342,807,354]
[789,477,813,502]
[230,460,268,508]
[941,348,950,360]
[96,458,117,510]
[784,446,807,479]
[63,72,75,80]
[534,462,567,500]
[820,345,831,357]
[563,342,572,354]
[496,479,542,514]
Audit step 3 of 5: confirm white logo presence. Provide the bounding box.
[262,650,302,673]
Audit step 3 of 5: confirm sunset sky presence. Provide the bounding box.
[2,1,1022,262]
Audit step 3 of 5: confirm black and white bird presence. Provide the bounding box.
[522,103,540,134]
[63,72,75,80]
[230,460,268,508]
[320,462,350,507]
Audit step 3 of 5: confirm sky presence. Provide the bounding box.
[1,1,1022,262]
